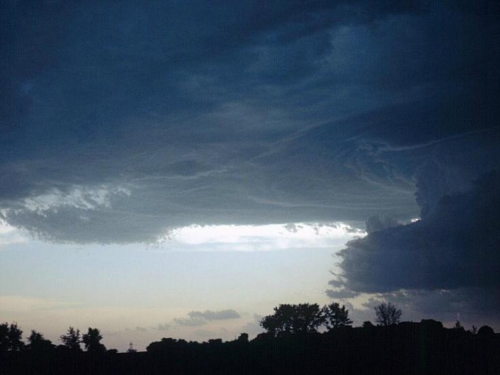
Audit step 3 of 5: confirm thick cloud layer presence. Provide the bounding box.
[338,172,500,293]
[365,216,400,233]
[2,0,499,243]
[333,171,500,321]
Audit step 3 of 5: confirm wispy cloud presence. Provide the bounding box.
[0,222,28,247]
[173,310,241,327]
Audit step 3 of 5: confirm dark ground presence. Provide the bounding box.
[1,321,499,375]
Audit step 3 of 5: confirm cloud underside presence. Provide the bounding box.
[339,286,500,329]
[1,0,499,243]
[332,172,500,320]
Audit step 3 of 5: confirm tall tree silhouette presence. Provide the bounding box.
[8,323,24,351]
[0,323,24,352]
[0,324,8,352]
[60,327,82,351]
[374,302,402,326]
[260,303,325,336]
[28,330,54,352]
[323,302,352,330]
[82,327,106,353]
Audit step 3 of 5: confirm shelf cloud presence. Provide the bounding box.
[1,0,499,245]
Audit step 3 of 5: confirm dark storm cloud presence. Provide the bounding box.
[341,287,500,328]
[336,172,500,293]
[1,0,499,243]
[365,215,400,233]
[326,288,360,299]
[385,288,500,323]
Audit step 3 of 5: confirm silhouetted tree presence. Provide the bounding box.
[323,302,352,330]
[82,327,106,353]
[374,302,401,326]
[0,323,24,351]
[127,342,137,353]
[237,333,249,343]
[477,325,495,338]
[8,323,24,351]
[0,323,9,352]
[362,321,374,328]
[260,303,325,336]
[454,320,464,331]
[28,330,54,351]
[60,327,81,351]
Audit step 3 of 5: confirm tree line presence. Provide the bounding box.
[0,324,108,353]
[0,302,498,375]
[260,302,402,336]
[0,302,402,352]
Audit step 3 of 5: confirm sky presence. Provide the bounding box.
[1,0,499,351]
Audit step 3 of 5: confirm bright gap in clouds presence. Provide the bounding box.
[0,220,365,251]
[164,222,365,252]
[0,222,366,252]
[0,221,28,246]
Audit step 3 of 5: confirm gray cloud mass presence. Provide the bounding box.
[1,0,499,243]
[332,171,500,326]
[338,172,500,293]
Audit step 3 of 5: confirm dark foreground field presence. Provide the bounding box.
[1,321,499,375]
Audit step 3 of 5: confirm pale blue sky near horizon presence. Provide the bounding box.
[0,222,364,351]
